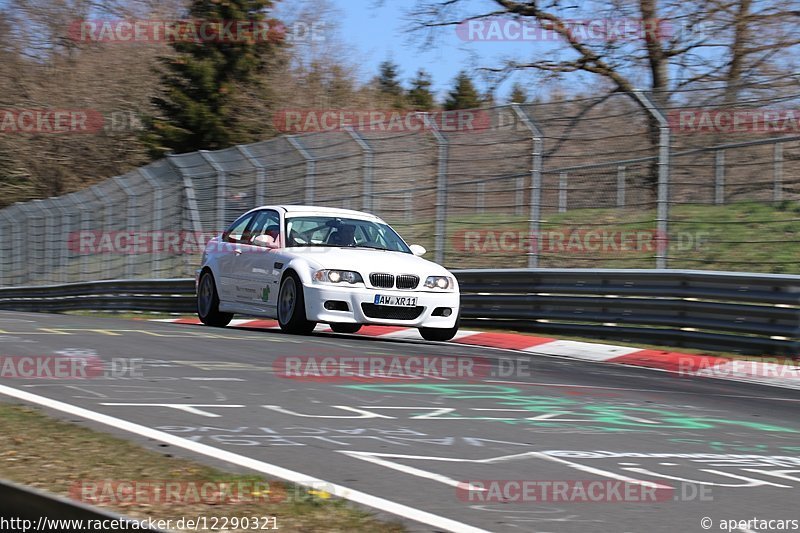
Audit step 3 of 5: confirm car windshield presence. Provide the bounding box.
[284,215,411,253]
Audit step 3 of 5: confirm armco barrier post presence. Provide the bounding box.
[511,104,544,269]
[633,91,670,269]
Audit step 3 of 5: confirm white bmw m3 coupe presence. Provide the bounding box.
[196,205,460,341]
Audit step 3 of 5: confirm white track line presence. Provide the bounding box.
[0,383,489,533]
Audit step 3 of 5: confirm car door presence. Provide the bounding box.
[237,209,281,311]
[217,212,257,303]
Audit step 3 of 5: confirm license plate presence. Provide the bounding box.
[374,294,418,307]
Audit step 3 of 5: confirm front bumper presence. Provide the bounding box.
[303,283,459,329]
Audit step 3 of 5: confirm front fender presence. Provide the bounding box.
[282,256,320,285]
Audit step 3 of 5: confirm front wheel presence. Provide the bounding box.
[277,272,316,335]
[330,323,362,334]
[197,271,233,327]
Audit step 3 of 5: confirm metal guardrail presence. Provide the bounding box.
[458,269,800,355]
[0,478,164,531]
[0,278,197,314]
[0,270,797,355]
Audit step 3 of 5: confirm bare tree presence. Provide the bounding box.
[409,0,800,105]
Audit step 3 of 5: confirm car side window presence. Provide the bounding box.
[222,213,255,243]
[248,210,281,247]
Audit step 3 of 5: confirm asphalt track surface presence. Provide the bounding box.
[0,310,799,533]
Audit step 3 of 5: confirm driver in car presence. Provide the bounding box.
[329,224,356,246]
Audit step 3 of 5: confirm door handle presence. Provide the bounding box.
[234,248,243,255]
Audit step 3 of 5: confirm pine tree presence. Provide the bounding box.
[508,82,528,104]
[407,69,435,111]
[143,0,284,155]
[444,71,481,110]
[376,60,405,109]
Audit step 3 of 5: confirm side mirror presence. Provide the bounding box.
[409,244,426,257]
[253,234,280,249]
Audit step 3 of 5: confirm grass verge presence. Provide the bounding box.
[0,404,405,532]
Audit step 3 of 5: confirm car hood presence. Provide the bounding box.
[286,247,452,276]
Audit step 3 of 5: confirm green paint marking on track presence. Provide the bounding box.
[341,383,799,433]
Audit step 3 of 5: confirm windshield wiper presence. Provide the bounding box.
[347,244,389,251]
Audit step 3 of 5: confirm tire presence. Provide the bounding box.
[197,271,233,327]
[330,323,362,334]
[419,313,459,342]
[277,272,316,334]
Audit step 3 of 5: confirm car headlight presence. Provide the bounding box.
[424,276,453,290]
[314,269,363,284]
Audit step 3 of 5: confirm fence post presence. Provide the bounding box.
[61,196,81,283]
[199,151,227,230]
[75,199,90,282]
[166,155,203,235]
[113,176,137,278]
[166,156,203,276]
[773,142,783,203]
[52,199,69,284]
[236,145,267,207]
[139,168,164,277]
[40,200,58,284]
[632,91,670,269]
[616,166,626,207]
[0,210,14,285]
[344,127,373,212]
[88,188,114,280]
[511,104,544,268]
[427,116,448,265]
[15,202,42,284]
[558,172,567,213]
[714,150,725,205]
[287,136,315,205]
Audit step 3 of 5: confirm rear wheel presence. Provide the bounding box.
[330,323,362,334]
[277,272,316,334]
[197,271,233,327]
